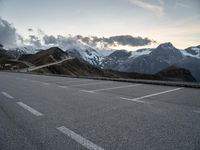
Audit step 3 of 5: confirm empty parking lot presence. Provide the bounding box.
[0,72,200,150]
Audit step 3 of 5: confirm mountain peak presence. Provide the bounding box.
[150,42,183,61]
[158,42,175,49]
[46,47,63,52]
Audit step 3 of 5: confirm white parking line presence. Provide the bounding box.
[16,102,43,116]
[72,81,113,87]
[120,88,183,103]
[121,98,149,104]
[57,80,94,84]
[81,84,141,93]
[194,110,200,114]
[57,126,104,150]
[58,85,68,89]
[1,91,14,99]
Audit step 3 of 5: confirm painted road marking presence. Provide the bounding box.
[17,102,43,116]
[72,81,113,87]
[57,80,94,84]
[194,110,200,114]
[81,84,141,93]
[120,88,183,103]
[121,98,149,104]
[1,91,14,99]
[58,85,68,89]
[57,126,104,150]
[80,90,96,93]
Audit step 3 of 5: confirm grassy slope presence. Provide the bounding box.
[156,66,196,82]
[33,58,165,81]
[0,58,28,70]
[19,47,68,66]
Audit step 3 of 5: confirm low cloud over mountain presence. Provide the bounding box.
[43,35,87,50]
[0,17,20,48]
[0,17,156,50]
[76,35,156,48]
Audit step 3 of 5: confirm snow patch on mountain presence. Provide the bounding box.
[130,48,153,59]
[182,46,200,59]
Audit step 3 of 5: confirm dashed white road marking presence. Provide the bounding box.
[1,91,14,99]
[57,126,104,150]
[81,84,141,93]
[16,102,43,116]
[72,81,113,87]
[120,88,183,103]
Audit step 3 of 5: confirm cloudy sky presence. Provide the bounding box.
[0,0,200,50]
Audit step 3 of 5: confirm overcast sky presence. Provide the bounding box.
[0,0,200,50]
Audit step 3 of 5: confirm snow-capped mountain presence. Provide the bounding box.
[129,48,153,59]
[99,43,200,81]
[66,47,102,66]
[100,50,131,69]
[9,46,42,54]
[4,42,200,81]
[65,46,114,66]
[115,43,184,73]
[100,48,154,69]
[182,45,200,59]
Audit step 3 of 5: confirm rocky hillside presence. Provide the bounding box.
[19,47,69,66]
[156,66,196,82]
[0,46,197,82]
[100,43,200,81]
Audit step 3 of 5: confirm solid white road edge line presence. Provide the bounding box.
[57,126,104,150]
[1,91,14,99]
[120,87,183,103]
[80,84,141,93]
[16,102,43,116]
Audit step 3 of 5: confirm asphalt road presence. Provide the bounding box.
[0,72,200,150]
